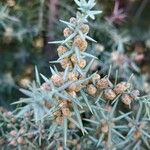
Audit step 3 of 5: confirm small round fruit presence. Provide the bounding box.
[80,24,90,33]
[73,36,88,51]
[96,78,109,90]
[68,72,77,81]
[87,84,97,96]
[114,82,130,95]
[122,94,133,105]
[101,124,109,134]
[62,108,71,117]
[78,59,86,68]
[60,58,72,69]
[57,45,67,56]
[70,54,78,64]
[104,89,116,100]
[51,74,63,86]
[63,27,72,37]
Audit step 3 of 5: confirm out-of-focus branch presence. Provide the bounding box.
[44,0,59,60]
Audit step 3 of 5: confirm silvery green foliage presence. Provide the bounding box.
[74,0,102,19]
[0,1,44,41]
[0,0,150,150]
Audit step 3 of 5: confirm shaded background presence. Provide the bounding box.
[0,0,149,109]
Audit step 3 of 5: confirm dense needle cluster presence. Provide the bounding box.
[0,0,150,150]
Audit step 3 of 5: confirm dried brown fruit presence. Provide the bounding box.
[80,24,90,33]
[68,72,78,81]
[7,0,16,7]
[60,58,73,69]
[62,108,71,117]
[122,94,133,105]
[73,36,88,51]
[101,124,109,134]
[78,59,86,68]
[51,74,64,86]
[114,82,130,95]
[96,78,109,90]
[63,27,72,37]
[104,89,116,100]
[57,46,67,56]
[70,54,78,64]
[87,84,97,96]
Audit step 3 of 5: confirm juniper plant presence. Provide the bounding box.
[0,0,150,150]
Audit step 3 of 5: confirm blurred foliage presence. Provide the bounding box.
[0,0,46,106]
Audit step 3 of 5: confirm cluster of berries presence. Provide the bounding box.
[54,100,72,125]
[41,71,86,124]
[9,129,26,146]
[41,71,85,97]
[86,73,139,105]
[0,108,27,146]
[57,17,90,70]
[0,108,47,147]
